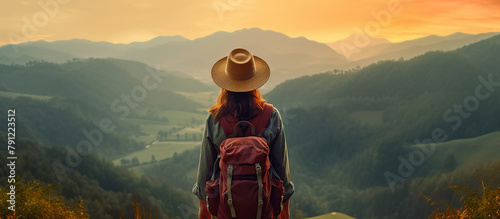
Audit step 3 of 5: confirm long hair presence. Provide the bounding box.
[209,89,266,121]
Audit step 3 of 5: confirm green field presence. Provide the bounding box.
[116,92,215,171]
[112,141,200,166]
[156,110,207,125]
[349,110,383,126]
[306,212,355,219]
[0,91,53,101]
[413,131,500,169]
[177,91,219,109]
[126,109,206,143]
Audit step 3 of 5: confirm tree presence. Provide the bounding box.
[131,157,139,166]
[0,180,89,218]
[120,194,158,219]
[121,158,131,166]
[429,182,500,219]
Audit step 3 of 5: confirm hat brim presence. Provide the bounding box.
[211,55,270,92]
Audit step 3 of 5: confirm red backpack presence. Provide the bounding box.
[205,103,284,219]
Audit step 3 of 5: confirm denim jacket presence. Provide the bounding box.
[192,107,295,202]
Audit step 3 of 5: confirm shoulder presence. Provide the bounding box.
[271,106,280,117]
[205,112,214,122]
[268,104,282,121]
[204,112,219,132]
[267,105,283,129]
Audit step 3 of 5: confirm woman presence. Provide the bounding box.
[192,48,294,219]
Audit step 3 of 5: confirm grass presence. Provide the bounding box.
[125,110,206,143]
[115,92,216,171]
[155,110,207,125]
[306,212,355,219]
[0,91,53,101]
[349,110,383,126]
[176,91,219,109]
[413,131,500,169]
[112,141,200,166]
[117,106,208,170]
[125,118,176,143]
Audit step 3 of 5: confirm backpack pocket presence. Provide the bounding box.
[220,179,273,219]
[205,179,220,216]
[270,178,284,217]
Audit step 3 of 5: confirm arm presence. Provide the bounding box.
[198,200,211,219]
[192,114,219,201]
[268,108,295,202]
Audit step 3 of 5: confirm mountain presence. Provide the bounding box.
[327,33,391,61]
[127,35,189,49]
[0,58,216,157]
[0,44,75,63]
[342,32,500,66]
[3,29,498,91]
[19,35,190,57]
[0,58,212,110]
[263,34,500,218]
[0,28,348,91]
[118,28,348,90]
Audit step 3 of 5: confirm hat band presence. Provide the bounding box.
[225,68,255,80]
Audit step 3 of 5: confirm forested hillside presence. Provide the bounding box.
[264,34,500,217]
[0,58,214,218]
[0,135,194,218]
[0,59,217,157]
[0,58,213,110]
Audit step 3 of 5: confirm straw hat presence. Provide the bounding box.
[211,48,270,92]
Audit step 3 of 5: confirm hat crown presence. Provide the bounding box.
[225,48,256,80]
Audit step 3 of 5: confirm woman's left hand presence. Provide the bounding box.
[198,199,211,219]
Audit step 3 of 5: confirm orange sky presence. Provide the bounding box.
[1,0,500,46]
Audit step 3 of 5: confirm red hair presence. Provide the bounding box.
[209,89,267,121]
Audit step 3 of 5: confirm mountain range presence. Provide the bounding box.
[2,28,497,91]
[329,32,500,65]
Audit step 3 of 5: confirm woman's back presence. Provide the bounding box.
[192,48,294,219]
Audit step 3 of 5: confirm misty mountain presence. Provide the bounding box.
[127,35,189,49]
[0,28,348,91]
[3,35,190,58]
[117,28,348,90]
[341,32,499,66]
[0,44,75,63]
[327,33,391,61]
[3,29,499,91]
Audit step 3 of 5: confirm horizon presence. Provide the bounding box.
[2,27,498,47]
[2,0,500,47]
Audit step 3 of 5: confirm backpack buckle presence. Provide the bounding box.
[256,165,262,175]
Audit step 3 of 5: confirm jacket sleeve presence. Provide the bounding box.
[268,108,295,202]
[192,113,219,201]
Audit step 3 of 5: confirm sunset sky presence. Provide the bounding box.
[1,0,500,46]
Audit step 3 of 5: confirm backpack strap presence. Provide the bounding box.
[253,103,273,136]
[219,103,273,137]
